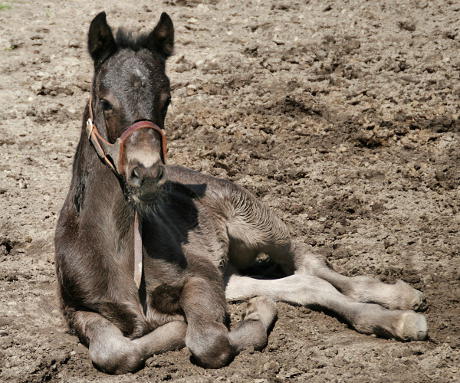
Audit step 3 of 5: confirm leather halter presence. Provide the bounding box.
[86,95,168,290]
[86,96,167,175]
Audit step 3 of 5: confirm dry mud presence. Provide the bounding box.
[0,0,459,382]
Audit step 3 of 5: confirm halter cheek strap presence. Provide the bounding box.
[86,96,168,290]
[86,118,118,173]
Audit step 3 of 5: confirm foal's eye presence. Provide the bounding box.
[100,99,113,111]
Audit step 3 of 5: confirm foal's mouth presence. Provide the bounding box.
[125,171,167,205]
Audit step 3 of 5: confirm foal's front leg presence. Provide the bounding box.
[179,276,277,368]
[179,276,234,368]
[71,311,186,374]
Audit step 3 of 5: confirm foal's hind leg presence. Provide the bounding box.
[71,311,186,374]
[289,242,426,311]
[225,185,425,311]
[225,274,427,341]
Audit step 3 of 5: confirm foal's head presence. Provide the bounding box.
[87,12,173,202]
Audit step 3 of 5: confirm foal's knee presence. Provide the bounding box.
[187,322,235,369]
[89,336,144,374]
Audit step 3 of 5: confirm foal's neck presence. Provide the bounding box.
[73,126,135,229]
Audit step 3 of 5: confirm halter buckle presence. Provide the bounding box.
[86,118,95,138]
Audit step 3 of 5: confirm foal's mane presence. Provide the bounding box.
[115,29,152,51]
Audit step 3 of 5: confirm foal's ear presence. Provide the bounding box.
[88,12,117,67]
[146,13,174,58]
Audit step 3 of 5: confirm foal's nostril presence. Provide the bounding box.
[128,163,163,188]
[132,167,141,180]
[129,166,144,187]
[155,165,163,180]
[147,164,162,181]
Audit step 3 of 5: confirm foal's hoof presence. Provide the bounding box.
[188,323,235,369]
[393,280,427,311]
[245,296,278,331]
[190,336,234,369]
[395,311,428,341]
[89,338,144,374]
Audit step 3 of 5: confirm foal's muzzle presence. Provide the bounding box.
[126,158,164,188]
[123,127,165,191]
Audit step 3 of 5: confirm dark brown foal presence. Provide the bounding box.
[55,11,427,375]
[55,12,277,374]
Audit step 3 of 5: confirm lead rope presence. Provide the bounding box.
[133,212,143,289]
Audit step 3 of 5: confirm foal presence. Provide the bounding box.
[55,12,427,375]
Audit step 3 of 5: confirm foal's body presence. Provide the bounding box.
[55,12,427,375]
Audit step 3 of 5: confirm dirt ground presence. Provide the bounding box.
[0,0,459,382]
